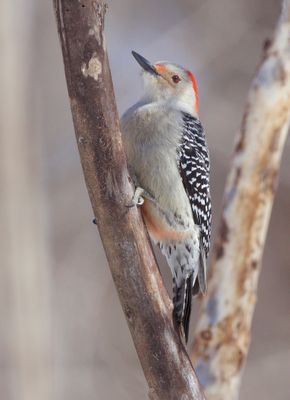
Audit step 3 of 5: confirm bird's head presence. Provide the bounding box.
[132,51,199,115]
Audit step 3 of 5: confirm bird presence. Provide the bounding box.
[121,51,211,343]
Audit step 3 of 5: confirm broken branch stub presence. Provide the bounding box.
[53,1,205,399]
[192,2,290,400]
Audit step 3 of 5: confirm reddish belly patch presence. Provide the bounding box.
[141,200,189,242]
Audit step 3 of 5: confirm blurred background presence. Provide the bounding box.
[1,0,289,399]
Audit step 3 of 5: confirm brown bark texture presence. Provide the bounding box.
[53,1,205,399]
[191,1,290,399]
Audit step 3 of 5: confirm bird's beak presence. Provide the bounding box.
[132,51,160,76]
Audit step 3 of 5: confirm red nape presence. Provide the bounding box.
[186,70,199,112]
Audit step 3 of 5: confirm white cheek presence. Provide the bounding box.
[143,73,172,101]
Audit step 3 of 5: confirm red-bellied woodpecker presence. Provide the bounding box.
[121,51,211,342]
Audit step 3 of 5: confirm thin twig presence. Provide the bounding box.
[191,1,290,399]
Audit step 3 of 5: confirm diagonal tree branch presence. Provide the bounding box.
[53,1,205,399]
[191,1,290,399]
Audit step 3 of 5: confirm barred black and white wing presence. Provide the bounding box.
[178,112,212,294]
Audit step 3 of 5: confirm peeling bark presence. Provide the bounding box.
[53,1,205,399]
[192,1,290,399]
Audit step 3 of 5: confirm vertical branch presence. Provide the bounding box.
[192,1,290,399]
[53,1,205,399]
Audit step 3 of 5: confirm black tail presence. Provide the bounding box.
[182,273,193,343]
[173,273,193,343]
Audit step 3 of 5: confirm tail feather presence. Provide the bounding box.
[197,242,207,294]
[182,273,193,343]
[192,246,207,296]
[160,239,206,343]
[173,273,193,343]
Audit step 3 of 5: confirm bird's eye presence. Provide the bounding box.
[172,75,181,83]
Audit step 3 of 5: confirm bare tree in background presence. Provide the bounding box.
[54,0,290,400]
[192,1,290,399]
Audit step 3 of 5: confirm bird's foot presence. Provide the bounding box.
[126,186,145,208]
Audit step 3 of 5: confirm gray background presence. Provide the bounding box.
[1,1,289,399]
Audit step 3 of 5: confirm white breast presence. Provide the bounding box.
[121,101,193,224]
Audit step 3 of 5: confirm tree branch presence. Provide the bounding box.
[191,1,290,399]
[53,1,205,399]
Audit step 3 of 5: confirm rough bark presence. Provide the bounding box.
[53,1,205,399]
[191,1,290,399]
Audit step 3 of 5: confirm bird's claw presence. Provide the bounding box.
[126,187,145,208]
[136,196,144,205]
[126,196,144,208]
